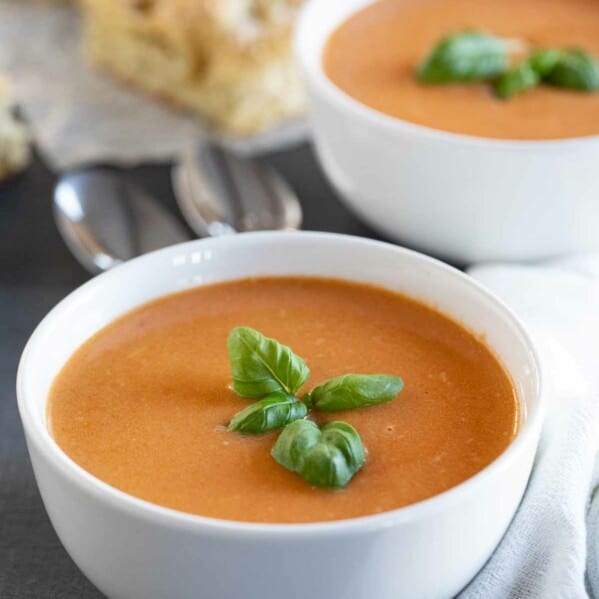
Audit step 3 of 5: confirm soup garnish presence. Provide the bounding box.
[416,31,517,84]
[228,391,308,435]
[227,326,310,398]
[226,326,403,488]
[417,30,599,99]
[272,420,365,490]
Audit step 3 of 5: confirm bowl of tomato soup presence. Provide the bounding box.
[296,0,599,263]
[17,232,541,599]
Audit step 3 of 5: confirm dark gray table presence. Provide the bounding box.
[0,144,386,598]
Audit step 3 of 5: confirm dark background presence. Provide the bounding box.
[0,144,385,597]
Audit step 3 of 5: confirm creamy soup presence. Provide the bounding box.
[324,0,599,140]
[48,277,518,523]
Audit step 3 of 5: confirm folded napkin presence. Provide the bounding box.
[459,256,599,598]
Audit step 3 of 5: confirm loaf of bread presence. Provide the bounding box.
[0,77,30,182]
[80,0,306,134]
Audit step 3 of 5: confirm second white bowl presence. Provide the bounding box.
[296,0,599,263]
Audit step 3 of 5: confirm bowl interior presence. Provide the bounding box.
[296,0,599,151]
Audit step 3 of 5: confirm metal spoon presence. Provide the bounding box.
[54,168,190,274]
[55,147,302,274]
[171,145,302,237]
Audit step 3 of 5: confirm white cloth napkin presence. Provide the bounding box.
[0,0,307,171]
[459,256,599,598]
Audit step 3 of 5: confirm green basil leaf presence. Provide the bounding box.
[301,392,313,408]
[228,392,308,435]
[494,60,540,100]
[309,374,404,412]
[528,49,562,77]
[417,31,510,84]
[271,420,365,489]
[270,419,321,472]
[317,421,366,479]
[227,326,309,398]
[542,48,599,91]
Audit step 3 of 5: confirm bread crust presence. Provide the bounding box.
[80,0,306,133]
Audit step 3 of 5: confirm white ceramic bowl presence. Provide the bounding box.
[17,232,541,599]
[296,0,599,263]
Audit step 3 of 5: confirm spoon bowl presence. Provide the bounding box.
[172,145,303,237]
[54,169,191,274]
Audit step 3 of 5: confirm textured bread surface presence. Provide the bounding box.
[80,0,306,134]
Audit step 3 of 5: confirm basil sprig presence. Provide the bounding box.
[228,392,308,435]
[227,326,309,398]
[528,49,562,77]
[417,31,511,83]
[225,326,403,489]
[494,48,599,99]
[271,420,365,489]
[417,31,599,99]
[494,60,540,100]
[543,49,599,91]
[307,374,404,412]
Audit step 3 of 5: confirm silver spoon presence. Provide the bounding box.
[171,145,302,237]
[55,148,302,274]
[54,168,191,274]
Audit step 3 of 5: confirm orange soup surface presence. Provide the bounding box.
[324,0,599,140]
[48,277,518,523]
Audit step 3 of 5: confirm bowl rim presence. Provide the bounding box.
[295,0,599,151]
[17,231,543,539]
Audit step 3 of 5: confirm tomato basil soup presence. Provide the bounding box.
[48,277,517,523]
[324,0,599,140]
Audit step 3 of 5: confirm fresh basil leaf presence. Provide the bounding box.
[228,392,308,435]
[271,419,321,471]
[309,374,403,412]
[271,420,365,489]
[494,60,540,100]
[301,392,313,408]
[417,31,510,83]
[312,421,366,487]
[227,326,309,398]
[542,48,599,91]
[528,49,562,77]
